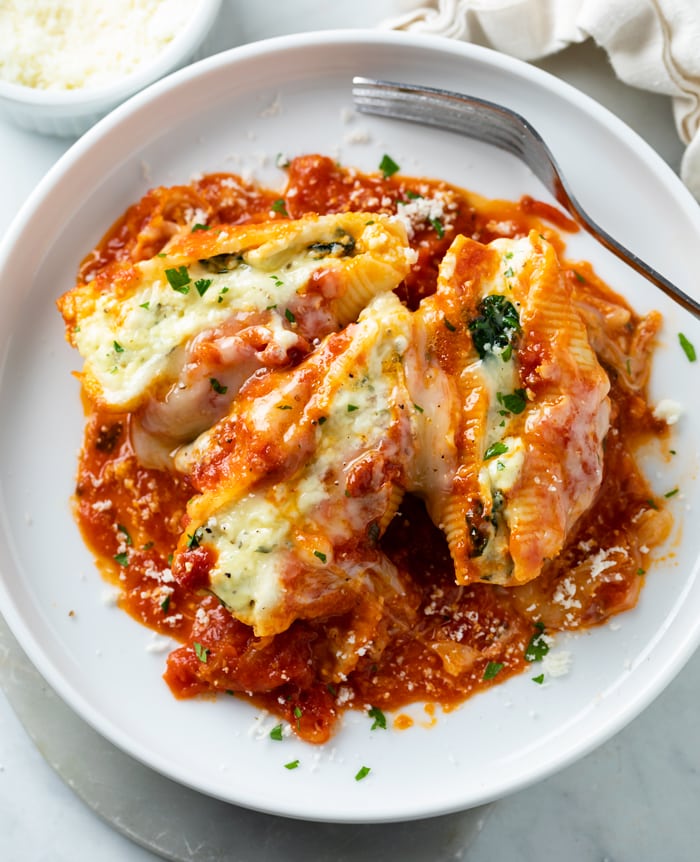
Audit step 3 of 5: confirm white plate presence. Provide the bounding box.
[0,31,699,823]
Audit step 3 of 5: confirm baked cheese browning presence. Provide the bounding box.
[172,293,419,653]
[57,212,415,462]
[418,231,611,586]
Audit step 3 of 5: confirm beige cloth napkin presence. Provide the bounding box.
[385,0,700,200]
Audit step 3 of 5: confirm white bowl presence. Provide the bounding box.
[0,0,222,137]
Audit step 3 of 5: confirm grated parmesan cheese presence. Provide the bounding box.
[542,650,573,678]
[0,0,200,90]
[652,398,683,426]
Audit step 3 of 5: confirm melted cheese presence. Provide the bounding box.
[179,292,415,635]
[58,213,415,411]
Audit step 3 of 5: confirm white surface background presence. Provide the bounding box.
[1,1,699,859]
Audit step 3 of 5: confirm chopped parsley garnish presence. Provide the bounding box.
[139,301,150,310]
[413,403,424,413]
[484,441,508,460]
[525,621,550,662]
[497,389,527,414]
[194,278,212,296]
[293,705,302,730]
[405,189,422,200]
[186,528,203,549]
[209,377,228,395]
[368,706,386,730]
[113,552,129,567]
[113,340,125,353]
[379,154,400,178]
[504,267,515,278]
[191,223,211,232]
[317,416,327,425]
[532,673,545,685]
[160,595,170,613]
[285,308,296,324]
[277,404,292,410]
[430,217,445,239]
[270,724,284,741]
[664,488,679,498]
[193,642,209,663]
[313,550,327,563]
[637,567,646,576]
[270,274,284,287]
[165,266,191,293]
[284,760,300,770]
[483,661,504,680]
[217,286,229,304]
[443,317,457,332]
[573,270,586,283]
[355,765,371,781]
[679,332,697,362]
[117,524,132,545]
[272,198,289,217]
[347,404,359,412]
[468,294,521,360]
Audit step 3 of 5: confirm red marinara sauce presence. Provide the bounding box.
[72,154,671,743]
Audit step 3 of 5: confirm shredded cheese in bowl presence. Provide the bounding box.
[0,0,202,90]
[0,0,221,135]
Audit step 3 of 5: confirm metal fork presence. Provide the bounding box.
[352,77,700,320]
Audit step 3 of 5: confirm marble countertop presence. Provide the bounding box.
[1,2,699,860]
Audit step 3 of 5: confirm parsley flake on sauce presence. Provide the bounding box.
[113,340,125,353]
[679,332,697,362]
[525,621,550,662]
[355,765,371,781]
[379,154,400,178]
[193,642,209,663]
[160,595,170,613]
[284,760,300,770]
[270,724,284,741]
[113,552,129,567]
[165,266,191,293]
[117,524,132,545]
[483,661,504,681]
[532,674,545,685]
[272,198,289,217]
[191,223,211,232]
[368,706,387,730]
[313,550,327,563]
[430,217,445,239]
[285,308,296,324]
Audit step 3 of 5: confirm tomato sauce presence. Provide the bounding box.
[71,155,671,743]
